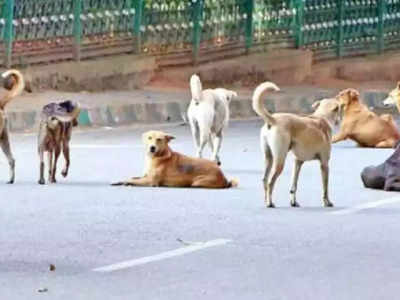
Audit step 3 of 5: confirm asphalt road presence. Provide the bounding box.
[1,120,400,300]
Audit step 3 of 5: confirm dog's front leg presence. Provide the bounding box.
[111,176,158,187]
[332,131,348,143]
[320,162,333,207]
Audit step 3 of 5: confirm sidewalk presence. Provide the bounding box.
[4,82,393,132]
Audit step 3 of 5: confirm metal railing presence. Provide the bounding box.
[1,0,400,67]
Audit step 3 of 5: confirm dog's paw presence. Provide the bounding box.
[324,201,334,208]
[291,201,301,208]
[6,180,14,184]
[111,182,124,186]
[61,170,68,178]
[265,202,275,208]
[38,179,45,185]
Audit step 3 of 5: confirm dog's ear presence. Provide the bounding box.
[311,101,321,110]
[349,89,360,100]
[165,135,175,143]
[397,81,400,89]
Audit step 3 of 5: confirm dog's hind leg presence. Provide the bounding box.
[61,141,70,177]
[197,124,211,158]
[289,159,304,207]
[189,119,201,156]
[191,175,226,188]
[38,149,45,185]
[320,160,333,207]
[47,151,54,183]
[0,130,15,184]
[212,131,223,166]
[264,131,289,208]
[50,146,61,183]
[375,139,397,148]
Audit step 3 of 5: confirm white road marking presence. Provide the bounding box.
[330,196,400,215]
[93,239,232,273]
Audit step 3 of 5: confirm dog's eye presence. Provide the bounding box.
[156,138,162,143]
[148,136,152,140]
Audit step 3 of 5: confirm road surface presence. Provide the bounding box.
[1,121,399,300]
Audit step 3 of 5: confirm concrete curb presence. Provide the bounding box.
[6,90,394,133]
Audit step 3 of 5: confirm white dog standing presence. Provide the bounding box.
[187,74,237,165]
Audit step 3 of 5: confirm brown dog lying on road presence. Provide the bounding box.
[112,130,238,188]
[332,88,400,148]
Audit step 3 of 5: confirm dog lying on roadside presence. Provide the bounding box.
[383,82,400,113]
[333,88,400,148]
[0,69,26,184]
[112,130,238,188]
[253,82,339,208]
[38,100,80,185]
[361,141,400,191]
[187,74,237,165]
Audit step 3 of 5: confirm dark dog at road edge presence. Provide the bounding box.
[38,100,80,185]
[361,142,400,191]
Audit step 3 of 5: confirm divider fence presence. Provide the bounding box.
[1,0,400,67]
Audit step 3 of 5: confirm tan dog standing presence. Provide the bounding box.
[253,82,337,208]
[383,82,400,112]
[0,69,26,184]
[333,88,400,148]
[112,130,238,188]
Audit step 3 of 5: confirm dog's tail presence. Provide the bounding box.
[226,178,239,188]
[54,102,81,123]
[252,81,280,125]
[190,74,202,102]
[0,69,25,110]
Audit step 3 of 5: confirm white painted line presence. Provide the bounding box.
[330,196,400,215]
[93,239,232,273]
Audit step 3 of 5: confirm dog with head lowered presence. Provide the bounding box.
[112,130,238,188]
[333,88,400,148]
[383,82,400,113]
[0,69,26,183]
[38,100,80,185]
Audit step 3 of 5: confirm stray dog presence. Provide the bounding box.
[38,100,80,185]
[253,82,338,208]
[333,88,400,148]
[361,141,400,191]
[112,130,238,188]
[187,74,237,165]
[0,69,26,184]
[383,82,400,112]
